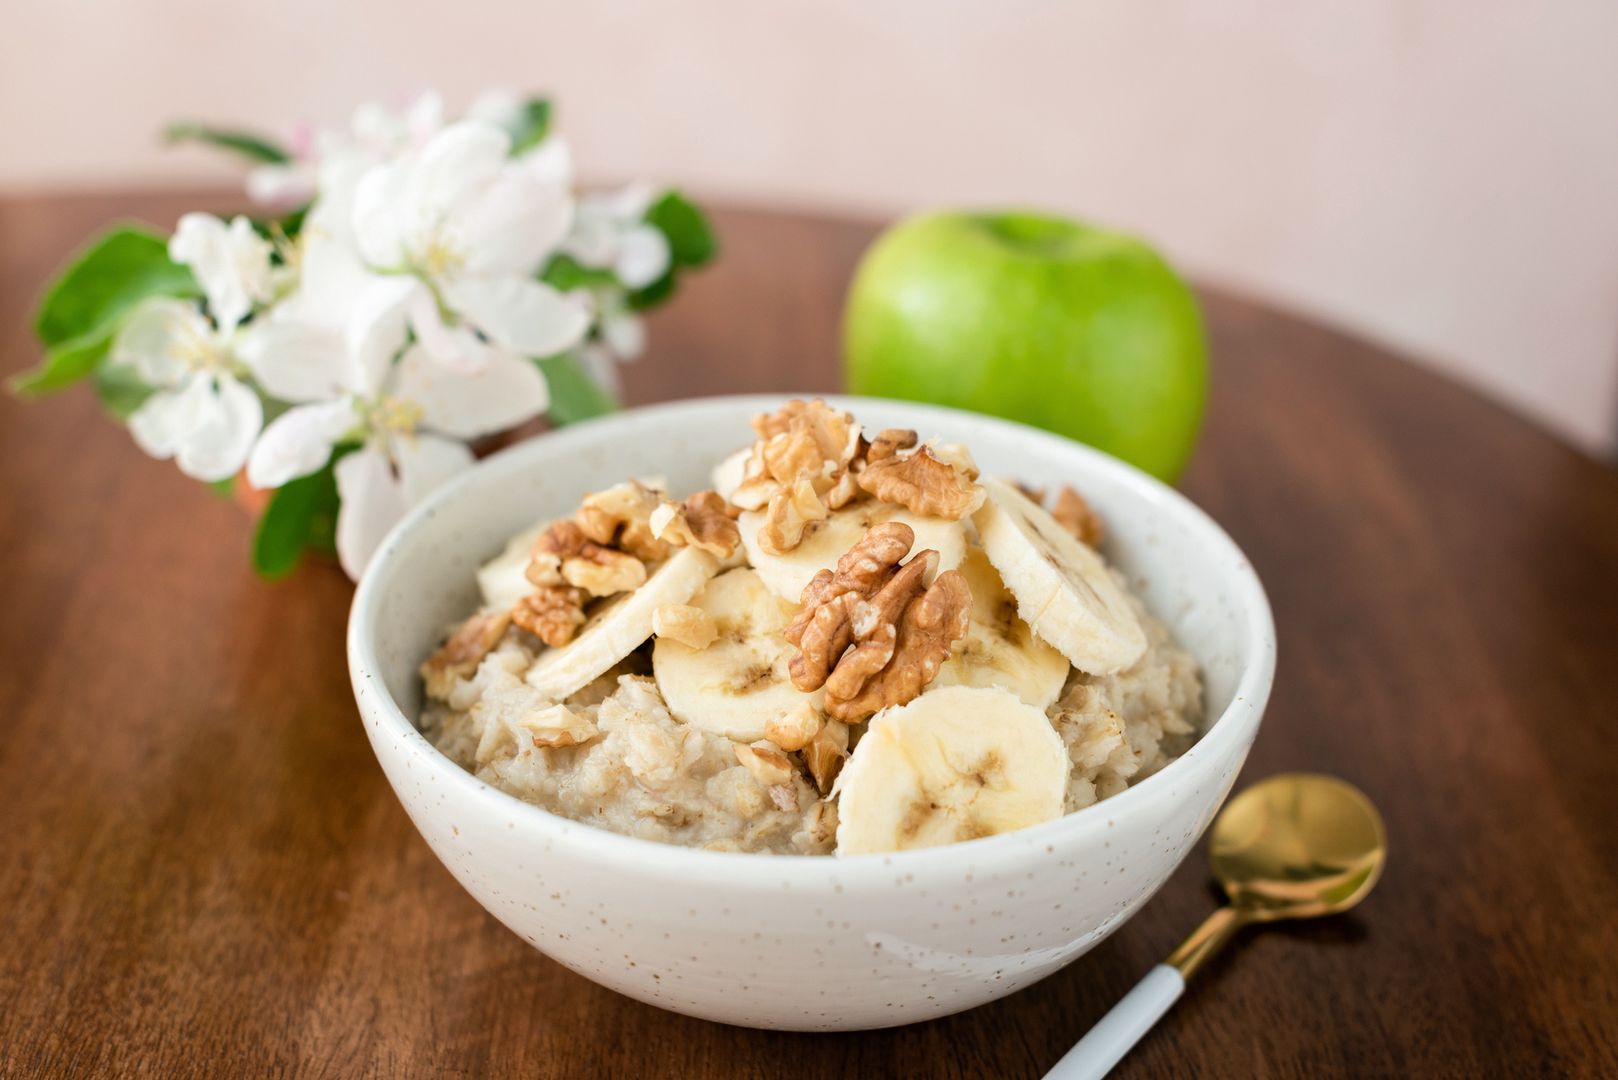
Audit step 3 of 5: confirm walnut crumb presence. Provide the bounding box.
[514,703,600,748]
[734,740,796,788]
[764,702,823,752]
[803,719,850,794]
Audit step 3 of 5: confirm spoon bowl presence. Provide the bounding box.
[1210,773,1387,921]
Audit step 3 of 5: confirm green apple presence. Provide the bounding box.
[842,210,1208,482]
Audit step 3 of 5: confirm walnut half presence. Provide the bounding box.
[511,585,587,647]
[857,428,983,520]
[421,609,511,699]
[784,521,972,722]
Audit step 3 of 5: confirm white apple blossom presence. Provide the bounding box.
[350,120,589,374]
[245,234,550,577]
[563,182,671,290]
[247,90,446,210]
[107,214,279,482]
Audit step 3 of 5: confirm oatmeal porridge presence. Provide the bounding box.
[420,400,1202,855]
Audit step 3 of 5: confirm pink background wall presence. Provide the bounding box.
[4,0,1615,453]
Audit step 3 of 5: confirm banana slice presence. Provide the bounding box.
[834,686,1067,855]
[476,519,548,610]
[738,501,968,603]
[525,547,720,700]
[652,567,823,741]
[711,447,751,499]
[933,546,1071,708]
[973,478,1146,675]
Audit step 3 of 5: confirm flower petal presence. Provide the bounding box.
[601,309,646,361]
[395,345,548,439]
[111,298,206,387]
[615,224,671,290]
[395,432,473,505]
[129,374,262,482]
[236,319,350,403]
[169,213,272,331]
[334,447,408,581]
[247,399,359,489]
[351,158,413,269]
[411,121,510,218]
[456,166,574,276]
[174,374,263,482]
[521,136,573,189]
[440,276,589,357]
[406,290,504,374]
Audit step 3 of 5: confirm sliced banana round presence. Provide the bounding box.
[973,478,1146,675]
[932,546,1071,708]
[738,501,969,603]
[710,447,751,500]
[524,546,720,701]
[652,567,823,741]
[476,518,549,611]
[834,686,1067,855]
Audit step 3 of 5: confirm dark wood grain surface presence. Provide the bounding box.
[3,191,1616,1078]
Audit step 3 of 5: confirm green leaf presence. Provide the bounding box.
[505,97,553,156]
[540,253,619,292]
[32,226,198,349]
[10,326,114,395]
[629,191,718,310]
[538,353,619,426]
[252,458,341,579]
[646,191,718,268]
[91,363,156,420]
[206,477,236,498]
[165,122,290,164]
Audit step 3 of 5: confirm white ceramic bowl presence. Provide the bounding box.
[348,395,1275,1031]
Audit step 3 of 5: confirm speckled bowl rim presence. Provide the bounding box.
[348,394,1276,887]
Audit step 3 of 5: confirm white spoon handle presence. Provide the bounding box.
[1042,964,1185,1080]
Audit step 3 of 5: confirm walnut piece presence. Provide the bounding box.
[1050,485,1104,547]
[511,585,587,647]
[514,703,600,748]
[758,475,829,555]
[652,604,718,649]
[735,740,795,788]
[785,521,915,690]
[731,400,864,552]
[577,480,671,562]
[525,520,587,587]
[804,719,850,794]
[857,428,983,519]
[764,702,823,752]
[525,519,645,597]
[562,546,646,597]
[649,490,741,558]
[784,521,973,722]
[421,609,511,699]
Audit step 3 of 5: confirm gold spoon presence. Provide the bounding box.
[1044,773,1387,1080]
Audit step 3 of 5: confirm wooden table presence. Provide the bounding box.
[3,192,1616,1078]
